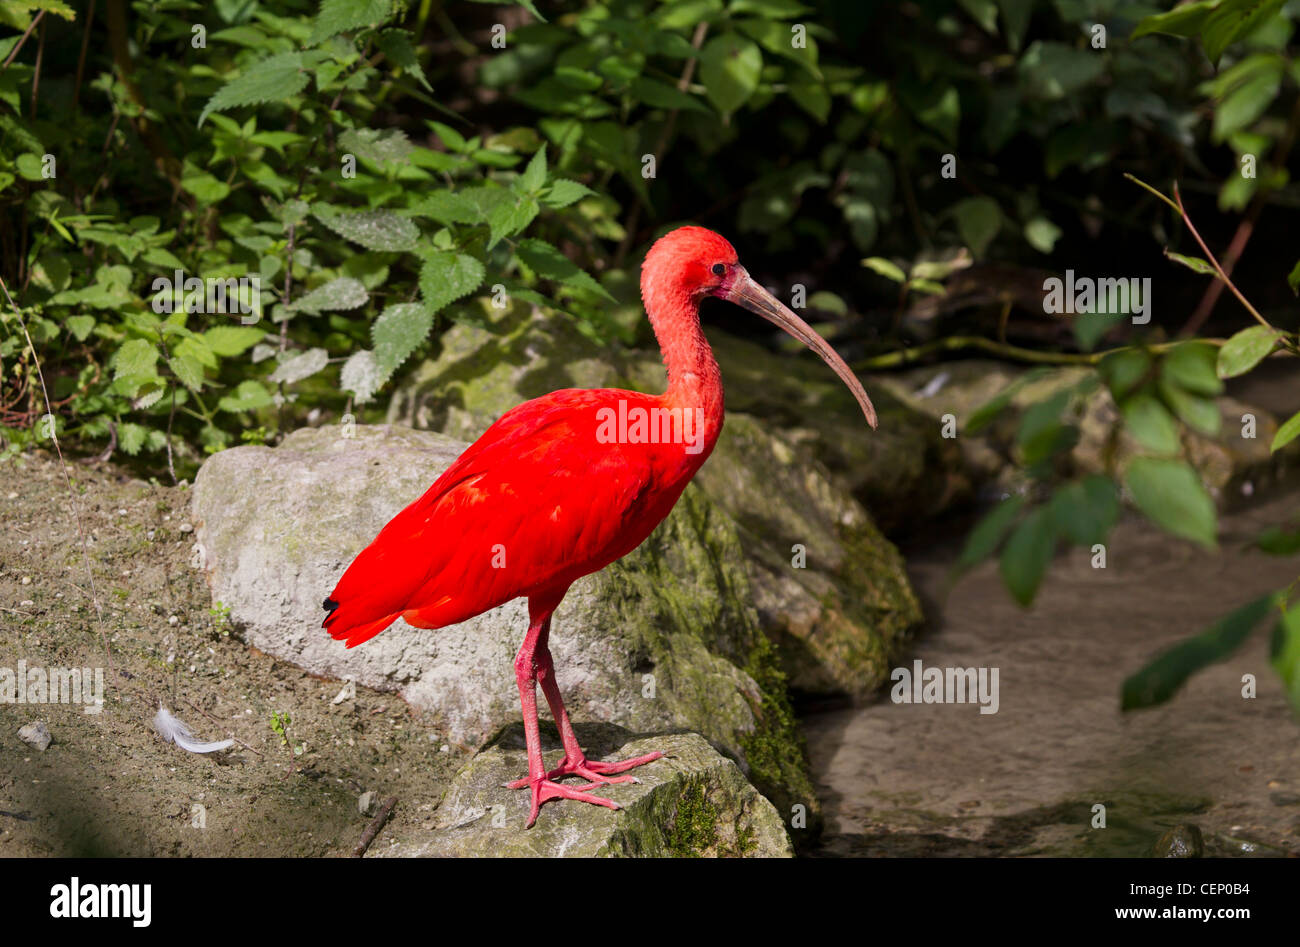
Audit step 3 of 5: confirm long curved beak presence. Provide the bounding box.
[722,268,877,429]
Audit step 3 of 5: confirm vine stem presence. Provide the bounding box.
[1171,182,1273,332]
[1124,173,1274,333]
[853,335,1228,371]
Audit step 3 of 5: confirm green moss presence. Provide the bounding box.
[739,633,820,844]
[667,780,721,857]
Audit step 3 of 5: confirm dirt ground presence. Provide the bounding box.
[807,487,1300,858]
[0,450,462,857]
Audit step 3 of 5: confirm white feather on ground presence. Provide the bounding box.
[153,707,234,754]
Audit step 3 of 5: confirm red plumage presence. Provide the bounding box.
[321,226,875,825]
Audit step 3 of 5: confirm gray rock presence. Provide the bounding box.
[374,724,793,857]
[694,413,920,698]
[18,720,51,751]
[191,425,816,814]
[1154,823,1204,858]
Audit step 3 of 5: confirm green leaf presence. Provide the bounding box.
[951,196,1002,258]
[314,207,419,252]
[419,251,485,314]
[290,277,369,314]
[1099,348,1151,399]
[66,315,95,341]
[1018,41,1105,99]
[1131,0,1217,40]
[337,128,414,167]
[268,347,329,385]
[699,34,763,115]
[1123,457,1217,549]
[516,238,615,301]
[1201,0,1286,64]
[1271,409,1300,452]
[1159,380,1221,437]
[542,179,596,208]
[1272,605,1300,712]
[218,380,273,413]
[861,257,906,283]
[998,0,1033,51]
[1015,389,1073,465]
[203,326,264,357]
[199,53,309,128]
[375,29,431,92]
[372,303,433,375]
[519,146,547,193]
[114,339,159,379]
[340,349,383,404]
[1288,259,1300,295]
[1073,311,1126,353]
[629,77,710,113]
[1121,393,1179,454]
[1256,526,1300,555]
[410,190,485,225]
[1212,59,1283,142]
[1023,217,1062,254]
[1049,476,1118,546]
[168,354,205,391]
[1122,594,1277,711]
[118,423,148,456]
[487,195,539,248]
[310,0,394,45]
[1216,325,1279,378]
[999,506,1055,606]
[1165,250,1215,276]
[1162,341,1224,396]
[958,495,1025,570]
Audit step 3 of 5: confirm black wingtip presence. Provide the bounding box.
[323,597,339,614]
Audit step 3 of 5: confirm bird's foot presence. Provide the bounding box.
[507,750,664,790]
[524,777,620,828]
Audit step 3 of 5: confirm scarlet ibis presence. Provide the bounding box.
[323,226,876,826]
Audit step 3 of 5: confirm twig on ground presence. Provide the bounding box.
[351,796,398,857]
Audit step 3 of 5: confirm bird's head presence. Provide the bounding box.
[642,225,877,430]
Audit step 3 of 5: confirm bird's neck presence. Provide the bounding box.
[646,288,724,457]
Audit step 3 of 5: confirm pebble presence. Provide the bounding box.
[331,681,356,705]
[20,576,30,585]
[1154,823,1204,858]
[179,523,194,534]
[18,721,52,751]
[359,791,375,815]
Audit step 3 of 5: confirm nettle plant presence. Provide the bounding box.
[0,0,605,469]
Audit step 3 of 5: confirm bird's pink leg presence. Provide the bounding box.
[509,612,663,792]
[513,602,620,827]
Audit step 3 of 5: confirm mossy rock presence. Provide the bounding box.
[373,724,794,857]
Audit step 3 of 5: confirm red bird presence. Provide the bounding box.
[323,226,876,826]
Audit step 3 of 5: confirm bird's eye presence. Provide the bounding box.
[711,263,726,276]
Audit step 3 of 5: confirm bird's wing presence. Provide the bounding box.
[323,389,676,647]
